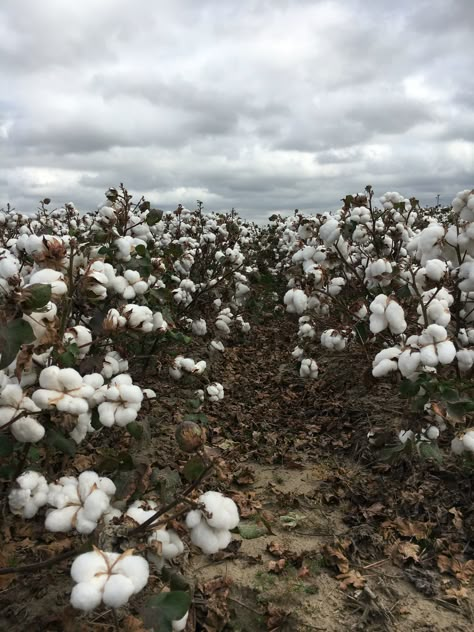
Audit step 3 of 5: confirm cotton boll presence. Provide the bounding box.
[186,509,202,529]
[372,358,398,378]
[113,555,150,592]
[436,340,456,365]
[199,491,239,530]
[399,430,414,444]
[292,346,304,360]
[463,430,474,453]
[192,319,207,336]
[8,470,49,518]
[425,259,447,281]
[172,612,189,632]
[11,416,45,443]
[148,529,184,559]
[70,581,104,612]
[83,489,111,522]
[45,505,79,532]
[426,426,440,440]
[385,300,407,334]
[451,437,465,455]
[398,349,421,377]
[189,520,222,554]
[102,574,136,608]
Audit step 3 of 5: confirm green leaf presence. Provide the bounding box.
[166,331,192,345]
[126,422,143,439]
[354,321,369,343]
[57,342,80,368]
[0,319,36,369]
[183,413,208,425]
[0,434,16,457]
[183,454,206,483]
[21,284,52,312]
[399,379,421,398]
[238,523,267,539]
[135,244,147,257]
[45,427,76,456]
[418,441,443,464]
[146,208,164,226]
[142,591,191,632]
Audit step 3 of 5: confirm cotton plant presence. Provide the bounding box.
[45,471,116,534]
[186,491,239,555]
[70,548,149,611]
[101,351,129,379]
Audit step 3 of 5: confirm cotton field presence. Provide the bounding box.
[1,184,473,628]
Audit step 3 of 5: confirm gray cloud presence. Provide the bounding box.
[1,0,473,222]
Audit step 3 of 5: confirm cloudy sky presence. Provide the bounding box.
[1,0,473,221]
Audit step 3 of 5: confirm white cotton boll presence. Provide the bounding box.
[97,401,116,426]
[200,491,240,530]
[45,505,79,532]
[83,373,104,390]
[210,340,225,352]
[172,612,189,632]
[215,319,231,334]
[369,312,387,334]
[115,406,139,426]
[83,489,110,522]
[75,510,99,534]
[451,437,465,455]
[457,349,474,372]
[298,323,315,339]
[399,430,414,444]
[420,345,439,367]
[113,555,150,592]
[9,471,48,518]
[372,358,398,378]
[193,360,207,374]
[426,426,440,440]
[39,365,61,390]
[192,319,207,336]
[148,529,184,559]
[58,368,84,391]
[70,581,103,612]
[142,388,156,399]
[292,346,304,360]
[102,574,135,608]
[186,509,202,529]
[385,300,407,334]
[11,417,45,443]
[180,358,196,373]
[436,340,456,364]
[189,520,221,554]
[398,349,421,377]
[462,430,474,453]
[425,259,447,281]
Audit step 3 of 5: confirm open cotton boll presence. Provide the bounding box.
[451,436,465,455]
[192,318,207,336]
[321,329,346,351]
[292,346,304,360]
[63,326,92,359]
[299,358,319,379]
[463,430,474,453]
[199,491,240,530]
[298,323,315,339]
[385,300,407,334]
[399,430,414,444]
[398,349,421,378]
[206,382,224,402]
[456,349,474,373]
[283,288,307,315]
[28,268,68,296]
[70,549,149,612]
[148,528,184,559]
[425,259,447,281]
[101,351,128,379]
[189,520,232,554]
[125,499,158,525]
[9,470,49,518]
[172,612,189,632]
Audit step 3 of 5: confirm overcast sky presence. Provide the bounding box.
[1,0,473,221]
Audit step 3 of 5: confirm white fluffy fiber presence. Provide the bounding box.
[93,373,144,427]
[369,295,407,335]
[186,491,239,555]
[0,383,44,442]
[321,329,346,351]
[284,288,308,315]
[300,358,319,379]
[70,548,149,611]
[9,470,48,518]
[206,382,224,402]
[32,366,94,415]
[45,471,115,534]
